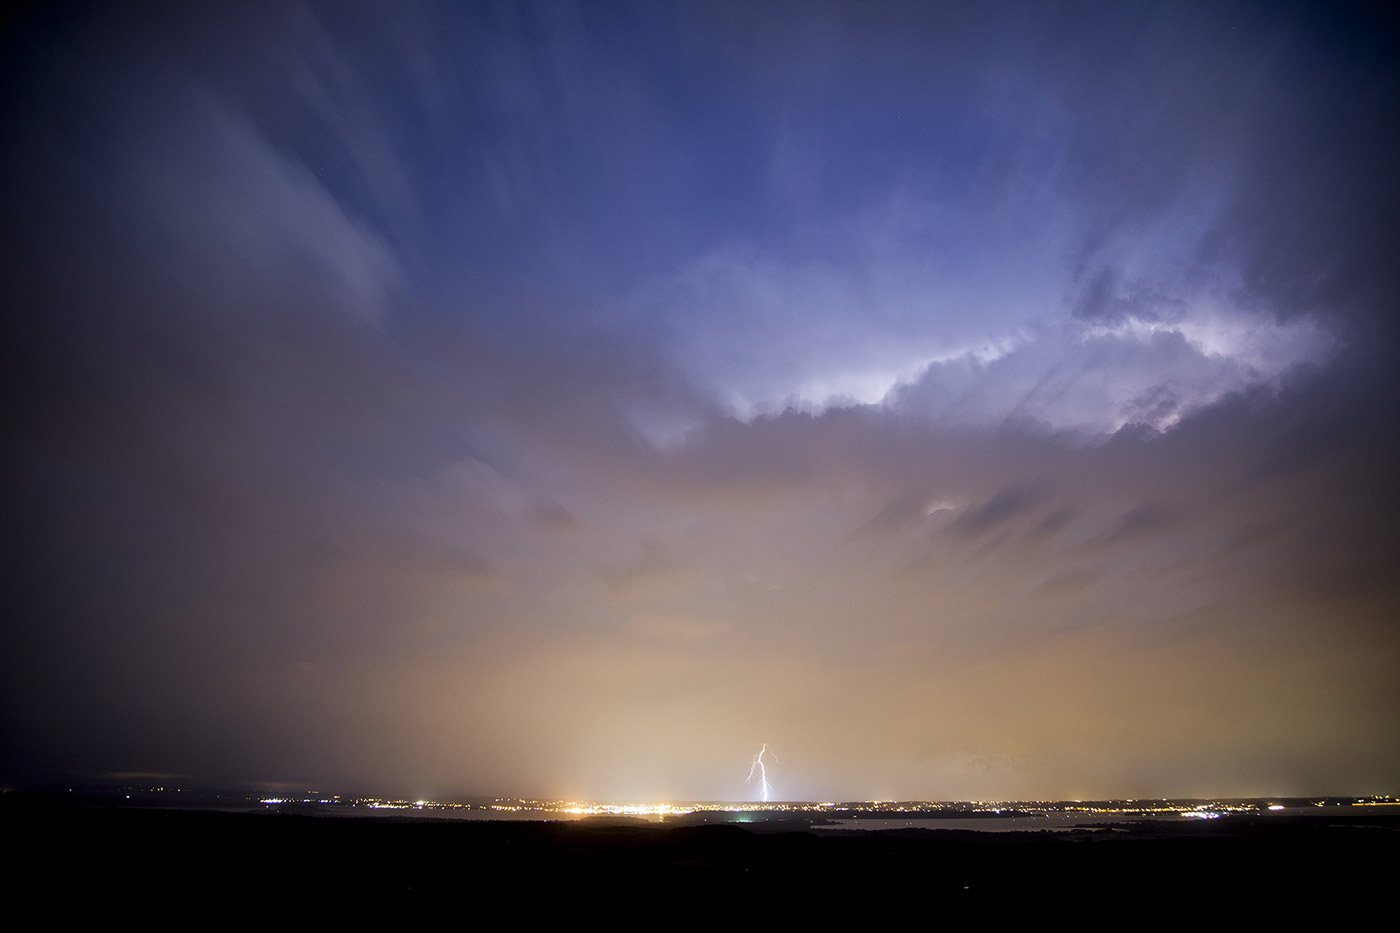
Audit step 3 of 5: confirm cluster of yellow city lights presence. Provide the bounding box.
[246,794,1400,818]
[98,785,1397,819]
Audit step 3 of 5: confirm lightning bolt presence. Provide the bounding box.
[746,743,778,802]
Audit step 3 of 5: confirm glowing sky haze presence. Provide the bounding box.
[3,1,1397,802]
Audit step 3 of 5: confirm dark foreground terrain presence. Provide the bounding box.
[5,793,1394,922]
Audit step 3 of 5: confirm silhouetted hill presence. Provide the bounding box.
[4,793,1392,922]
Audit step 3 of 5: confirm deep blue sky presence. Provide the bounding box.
[4,1,1397,800]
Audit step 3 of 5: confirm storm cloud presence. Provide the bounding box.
[3,1,1396,801]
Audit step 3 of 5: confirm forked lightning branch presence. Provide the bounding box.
[747,744,777,802]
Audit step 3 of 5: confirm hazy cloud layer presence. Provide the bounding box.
[3,1,1396,800]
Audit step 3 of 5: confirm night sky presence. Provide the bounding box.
[4,1,1398,802]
